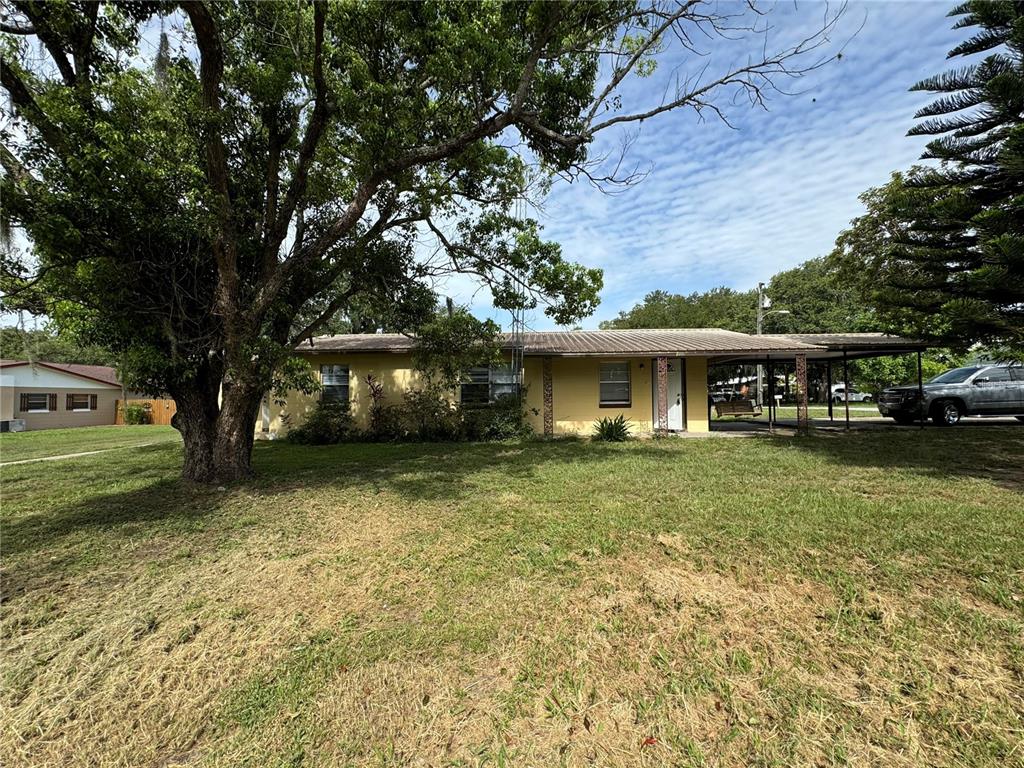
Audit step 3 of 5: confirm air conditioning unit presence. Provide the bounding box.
[2,419,27,433]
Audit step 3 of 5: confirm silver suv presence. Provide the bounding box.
[878,364,1024,425]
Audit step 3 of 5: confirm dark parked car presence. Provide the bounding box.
[878,364,1024,425]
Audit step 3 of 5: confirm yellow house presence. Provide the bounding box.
[261,329,826,437]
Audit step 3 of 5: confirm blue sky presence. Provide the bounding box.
[446,1,964,331]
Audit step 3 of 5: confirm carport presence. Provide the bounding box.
[710,333,930,433]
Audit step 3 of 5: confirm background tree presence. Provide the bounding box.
[1,1,844,481]
[0,323,118,366]
[600,287,757,331]
[831,0,1024,354]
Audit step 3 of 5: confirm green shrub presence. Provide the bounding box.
[463,395,534,441]
[122,403,150,425]
[367,404,407,442]
[593,414,631,442]
[403,387,462,441]
[285,400,354,445]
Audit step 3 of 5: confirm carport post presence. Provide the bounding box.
[843,350,850,431]
[656,356,668,435]
[767,358,775,432]
[917,350,924,429]
[826,360,834,421]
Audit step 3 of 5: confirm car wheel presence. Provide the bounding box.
[863,395,873,403]
[932,400,962,426]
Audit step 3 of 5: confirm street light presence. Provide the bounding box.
[755,282,791,406]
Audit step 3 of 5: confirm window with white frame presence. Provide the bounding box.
[599,362,631,406]
[461,364,516,405]
[23,393,52,412]
[320,364,350,403]
[67,393,95,412]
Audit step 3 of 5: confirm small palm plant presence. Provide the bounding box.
[593,414,631,442]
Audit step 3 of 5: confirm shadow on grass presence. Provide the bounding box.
[781,425,1024,493]
[4,427,1021,593]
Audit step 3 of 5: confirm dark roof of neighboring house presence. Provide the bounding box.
[300,329,828,358]
[0,359,121,387]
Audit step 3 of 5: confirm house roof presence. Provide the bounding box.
[300,329,828,358]
[758,333,928,361]
[0,359,121,387]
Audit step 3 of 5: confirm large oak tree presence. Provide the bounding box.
[1,1,843,481]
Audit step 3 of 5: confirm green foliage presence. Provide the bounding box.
[851,351,965,393]
[284,400,355,446]
[601,287,756,332]
[122,403,151,425]
[403,386,462,442]
[592,414,631,442]
[463,394,535,441]
[0,325,118,367]
[832,1,1024,353]
[764,258,870,334]
[0,0,846,478]
[363,376,406,442]
[412,309,502,391]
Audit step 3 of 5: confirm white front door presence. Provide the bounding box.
[652,358,686,431]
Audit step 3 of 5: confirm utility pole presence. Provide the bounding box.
[755,283,790,408]
[756,282,765,406]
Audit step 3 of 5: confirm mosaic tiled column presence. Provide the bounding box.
[795,353,809,435]
[542,357,553,436]
[656,356,668,434]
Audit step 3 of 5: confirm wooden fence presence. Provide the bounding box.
[115,398,177,426]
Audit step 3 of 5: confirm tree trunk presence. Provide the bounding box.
[170,363,263,483]
[211,382,263,482]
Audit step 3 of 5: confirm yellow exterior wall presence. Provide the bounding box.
[545,356,654,436]
[685,356,710,433]
[265,352,711,438]
[264,352,429,434]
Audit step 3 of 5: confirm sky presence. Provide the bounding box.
[443,0,965,332]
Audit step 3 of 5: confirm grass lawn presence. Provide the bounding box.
[2,429,1022,767]
[0,424,180,463]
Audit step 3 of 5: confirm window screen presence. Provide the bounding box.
[68,393,91,411]
[320,364,350,403]
[24,393,51,412]
[460,367,491,405]
[460,365,518,404]
[599,362,631,406]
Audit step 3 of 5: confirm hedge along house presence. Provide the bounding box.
[260,329,844,437]
[0,360,122,432]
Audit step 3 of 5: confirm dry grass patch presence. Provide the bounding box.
[2,429,1023,767]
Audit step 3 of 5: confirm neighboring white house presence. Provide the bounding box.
[0,360,122,431]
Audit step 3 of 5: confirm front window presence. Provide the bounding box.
[927,366,981,385]
[24,393,51,412]
[461,364,516,405]
[599,362,631,407]
[320,365,350,403]
[68,394,93,411]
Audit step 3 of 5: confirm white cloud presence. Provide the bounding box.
[446,0,966,330]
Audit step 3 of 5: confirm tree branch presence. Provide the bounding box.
[182,2,242,334]
[262,0,331,274]
[0,58,67,153]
